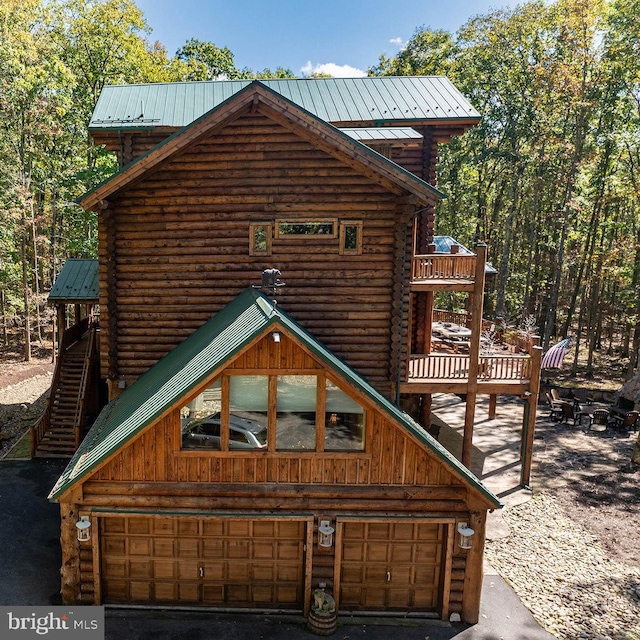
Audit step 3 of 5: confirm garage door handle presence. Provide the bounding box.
[386,571,391,582]
[199,567,204,578]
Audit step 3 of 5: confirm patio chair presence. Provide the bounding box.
[612,410,639,433]
[587,408,610,431]
[545,392,564,421]
[559,401,581,427]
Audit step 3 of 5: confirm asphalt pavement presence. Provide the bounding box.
[0,458,558,640]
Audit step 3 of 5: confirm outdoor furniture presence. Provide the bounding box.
[611,410,639,432]
[545,392,565,421]
[587,408,610,431]
[432,321,472,353]
[559,401,581,427]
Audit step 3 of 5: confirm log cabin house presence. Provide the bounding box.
[44,77,542,623]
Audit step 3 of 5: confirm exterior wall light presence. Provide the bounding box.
[76,516,91,542]
[457,522,475,549]
[272,331,281,343]
[318,520,335,548]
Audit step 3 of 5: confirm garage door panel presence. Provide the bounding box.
[253,541,276,559]
[390,543,413,563]
[202,539,223,557]
[339,520,444,613]
[227,540,250,559]
[178,583,199,602]
[342,542,365,562]
[103,538,126,555]
[153,582,177,601]
[153,560,176,579]
[129,560,152,579]
[130,581,151,600]
[151,539,173,556]
[227,584,250,603]
[366,542,389,562]
[227,560,250,581]
[201,561,224,580]
[253,585,275,603]
[277,585,301,604]
[130,538,151,555]
[387,588,412,608]
[177,539,199,557]
[367,523,390,538]
[253,565,275,581]
[103,559,126,579]
[102,580,127,601]
[277,541,302,560]
[253,521,275,538]
[276,564,301,582]
[128,519,149,535]
[202,584,224,603]
[101,516,306,609]
[177,560,200,580]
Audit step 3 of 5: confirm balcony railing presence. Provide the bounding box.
[412,254,477,281]
[407,354,532,382]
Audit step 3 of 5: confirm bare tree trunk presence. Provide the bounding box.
[30,202,43,343]
[0,290,8,346]
[21,220,31,363]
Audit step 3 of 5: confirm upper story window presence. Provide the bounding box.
[249,222,272,256]
[276,220,337,238]
[179,372,366,453]
[339,221,362,255]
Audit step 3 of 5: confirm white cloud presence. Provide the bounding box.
[301,61,367,78]
[389,37,404,47]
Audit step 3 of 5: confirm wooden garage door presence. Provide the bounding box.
[339,520,443,611]
[101,516,306,608]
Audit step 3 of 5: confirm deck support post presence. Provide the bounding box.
[520,346,543,487]
[461,245,487,469]
[488,394,497,419]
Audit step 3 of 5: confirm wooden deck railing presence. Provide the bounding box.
[408,354,532,382]
[412,254,477,281]
[433,309,471,327]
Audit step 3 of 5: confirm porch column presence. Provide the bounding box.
[520,345,543,487]
[462,244,487,469]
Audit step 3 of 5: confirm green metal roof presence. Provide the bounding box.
[79,81,445,210]
[49,287,501,508]
[48,259,99,303]
[340,127,422,142]
[89,77,481,130]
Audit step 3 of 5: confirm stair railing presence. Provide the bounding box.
[31,315,94,457]
[73,320,98,449]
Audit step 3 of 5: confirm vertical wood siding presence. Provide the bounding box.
[91,335,462,491]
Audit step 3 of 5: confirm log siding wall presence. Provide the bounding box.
[98,112,408,395]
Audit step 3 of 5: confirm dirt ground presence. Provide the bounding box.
[533,410,639,569]
[0,342,638,571]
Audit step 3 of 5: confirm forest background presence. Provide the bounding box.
[1,0,639,384]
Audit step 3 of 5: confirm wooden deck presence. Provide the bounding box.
[401,353,533,394]
[411,254,476,291]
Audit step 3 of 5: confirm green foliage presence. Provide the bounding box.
[372,0,640,366]
[175,38,238,80]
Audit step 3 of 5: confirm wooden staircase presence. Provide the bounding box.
[32,318,99,458]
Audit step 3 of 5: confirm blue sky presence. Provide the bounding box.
[134,0,526,77]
